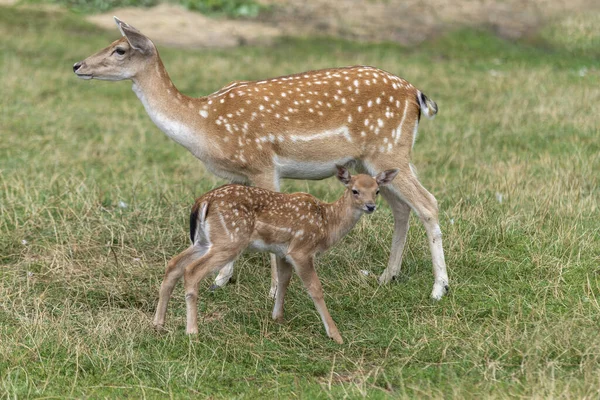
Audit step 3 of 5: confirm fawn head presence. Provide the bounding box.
[73,17,156,81]
[336,166,399,214]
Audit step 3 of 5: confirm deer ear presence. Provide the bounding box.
[336,165,351,186]
[114,16,126,36]
[114,18,153,54]
[375,169,399,186]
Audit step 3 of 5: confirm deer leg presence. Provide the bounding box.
[378,188,412,284]
[289,255,343,344]
[249,172,281,299]
[387,173,449,300]
[272,256,293,322]
[267,255,280,299]
[184,249,239,334]
[154,244,208,328]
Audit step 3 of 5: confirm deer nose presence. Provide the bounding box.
[365,204,376,213]
[73,62,82,73]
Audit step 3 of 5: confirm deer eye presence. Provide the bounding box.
[376,189,380,195]
[352,189,359,195]
[115,48,126,56]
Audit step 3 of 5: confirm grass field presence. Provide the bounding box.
[1,6,599,398]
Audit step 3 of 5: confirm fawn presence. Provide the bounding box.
[153,166,399,343]
[74,18,449,300]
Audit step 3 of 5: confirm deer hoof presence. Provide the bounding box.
[378,273,394,285]
[431,282,449,300]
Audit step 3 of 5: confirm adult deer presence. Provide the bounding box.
[155,167,399,343]
[73,18,449,300]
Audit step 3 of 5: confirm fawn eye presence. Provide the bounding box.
[352,189,359,195]
[115,48,126,56]
[376,189,380,195]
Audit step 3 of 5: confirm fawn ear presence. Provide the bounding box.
[114,17,153,54]
[375,169,399,186]
[336,165,351,186]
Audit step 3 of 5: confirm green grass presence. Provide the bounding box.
[1,5,600,398]
[540,12,600,55]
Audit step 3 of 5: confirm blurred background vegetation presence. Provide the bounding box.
[22,0,265,17]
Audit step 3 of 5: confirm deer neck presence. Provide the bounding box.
[131,56,209,158]
[322,191,363,248]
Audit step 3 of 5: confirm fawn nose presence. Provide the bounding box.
[365,204,376,213]
[73,62,82,73]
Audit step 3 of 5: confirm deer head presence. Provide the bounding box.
[336,166,399,214]
[73,17,156,81]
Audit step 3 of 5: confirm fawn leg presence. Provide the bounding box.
[154,244,208,328]
[290,255,343,344]
[272,257,293,322]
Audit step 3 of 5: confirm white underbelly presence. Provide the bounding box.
[248,240,288,257]
[275,156,354,180]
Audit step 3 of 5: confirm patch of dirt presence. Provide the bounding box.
[86,0,600,48]
[259,0,600,44]
[86,3,281,48]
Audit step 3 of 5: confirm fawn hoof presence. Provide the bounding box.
[431,282,449,300]
[272,315,284,323]
[330,333,344,344]
[212,274,234,290]
[209,276,236,292]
